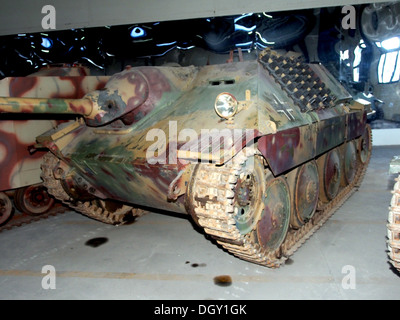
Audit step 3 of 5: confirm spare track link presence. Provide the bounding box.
[259,49,337,113]
[41,152,142,225]
[192,131,371,268]
[388,174,400,271]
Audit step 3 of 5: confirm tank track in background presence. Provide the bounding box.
[259,49,337,113]
[41,152,144,225]
[191,127,371,268]
[388,174,400,271]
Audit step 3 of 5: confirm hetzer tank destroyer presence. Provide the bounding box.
[0,49,372,267]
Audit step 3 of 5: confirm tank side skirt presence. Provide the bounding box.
[258,111,362,176]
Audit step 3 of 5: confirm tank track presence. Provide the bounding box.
[0,205,67,233]
[191,128,371,268]
[388,174,400,271]
[259,49,337,113]
[41,152,144,225]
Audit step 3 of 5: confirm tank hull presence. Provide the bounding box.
[37,53,368,213]
[29,50,373,266]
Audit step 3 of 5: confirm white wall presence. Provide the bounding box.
[372,129,400,146]
[0,0,391,36]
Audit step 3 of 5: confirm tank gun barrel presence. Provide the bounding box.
[0,66,152,127]
[0,96,93,116]
[0,96,115,127]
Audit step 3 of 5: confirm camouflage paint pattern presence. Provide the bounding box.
[0,65,109,191]
[0,50,369,215]
[0,120,55,190]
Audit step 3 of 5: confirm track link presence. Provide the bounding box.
[259,49,337,113]
[191,129,371,268]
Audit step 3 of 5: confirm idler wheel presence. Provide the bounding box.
[256,175,291,252]
[318,148,342,203]
[287,161,319,229]
[0,192,13,225]
[14,184,55,216]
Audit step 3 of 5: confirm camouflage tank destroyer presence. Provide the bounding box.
[388,156,400,271]
[0,49,372,267]
[0,64,109,224]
